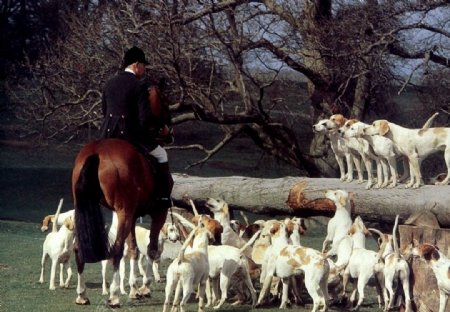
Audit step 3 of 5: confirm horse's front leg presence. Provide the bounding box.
[148,207,169,260]
[74,247,90,305]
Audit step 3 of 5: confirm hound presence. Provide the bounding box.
[39,199,75,290]
[322,189,353,255]
[251,219,278,265]
[343,113,441,187]
[342,120,398,187]
[206,230,261,309]
[163,219,213,312]
[341,216,387,311]
[363,119,450,188]
[41,209,75,232]
[339,119,385,189]
[205,198,251,256]
[313,116,364,182]
[257,221,329,312]
[406,242,450,312]
[369,216,412,312]
[101,222,180,296]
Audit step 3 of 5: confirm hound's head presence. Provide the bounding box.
[161,223,180,243]
[193,221,215,248]
[363,120,390,136]
[325,189,352,208]
[342,120,366,139]
[206,198,229,215]
[312,119,336,133]
[417,243,441,262]
[268,221,287,239]
[329,114,348,128]
[192,214,223,244]
[230,219,245,234]
[63,216,75,231]
[348,216,370,237]
[284,217,306,236]
[241,223,263,240]
[338,119,359,137]
[401,240,441,263]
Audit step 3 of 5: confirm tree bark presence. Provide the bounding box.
[172,174,450,227]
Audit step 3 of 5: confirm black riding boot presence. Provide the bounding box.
[148,162,173,260]
[155,162,174,209]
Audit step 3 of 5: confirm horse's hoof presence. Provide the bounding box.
[138,286,151,298]
[107,299,121,308]
[75,297,90,305]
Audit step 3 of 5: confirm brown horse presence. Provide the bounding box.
[72,83,172,307]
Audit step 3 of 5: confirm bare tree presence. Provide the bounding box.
[5,0,450,176]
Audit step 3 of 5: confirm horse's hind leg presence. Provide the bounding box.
[107,211,133,307]
[127,222,146,299]
[74,248,90,305]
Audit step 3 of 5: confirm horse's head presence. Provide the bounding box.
[148,79,173,145]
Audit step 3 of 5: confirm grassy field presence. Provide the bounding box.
[0,145,382,312]
[0,219,382,312]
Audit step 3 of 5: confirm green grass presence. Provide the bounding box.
[0,219,382,312]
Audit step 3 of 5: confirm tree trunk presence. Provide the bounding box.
[172,174,450,227]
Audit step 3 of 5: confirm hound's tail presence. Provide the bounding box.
[422,112,439,129]
[240,210,249,226]
[239,230,261,254]
[51,198,64,233]
[74,154,109,263]
[393,215,400,260]
[171,212,195,230]
[176,226,197,264]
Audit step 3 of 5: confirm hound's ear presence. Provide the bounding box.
[300,218,307,233]
[270,222,280,235]
[348,192,355,201]
[191,215,199,226]
[421,244,440,261]
[285,220,294,235]
[338,194,347,207]
[379,120,390,136]
[348,225,355,235]
[161,223,168,235]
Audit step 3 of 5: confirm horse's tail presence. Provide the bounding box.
[74,154,109,263]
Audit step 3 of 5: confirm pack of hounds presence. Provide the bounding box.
[313,113,449,189]
[39,191,449,312]
[38,110,450,312]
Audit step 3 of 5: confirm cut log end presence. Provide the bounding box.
[287,180,336,217]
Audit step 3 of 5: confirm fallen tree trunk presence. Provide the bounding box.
[172,174,450,227]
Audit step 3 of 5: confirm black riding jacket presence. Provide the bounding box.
[100,71,163,151]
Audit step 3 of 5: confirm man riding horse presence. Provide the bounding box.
[99,46,174,258]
